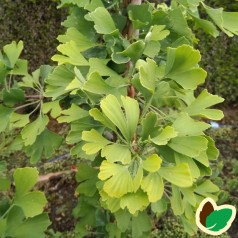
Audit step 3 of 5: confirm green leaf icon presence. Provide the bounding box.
[196,197,236,236]
[206,208,233,232]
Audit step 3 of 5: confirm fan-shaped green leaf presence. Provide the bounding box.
[180,187,196,206]
[145,25,170,42]
[13,167,38,196]
[142,154,162,172]
[151,199,167,214]
[119,40,145,63]
[138,58,158,93]
[76,164,98,197]
[194,150,209,167]
[14,191,47,218]
[168,8,193,41]
[62,7,95,39]
[57,104,88,123]
[89,108,116,131]
[206,136,219,161]
[115,210,131,232]
[151,126,177,146]
[128,4,152,29]
[83,72,114,94]
[159,163,193,187]
[10,113,30,128]
[24,129,63,164]
[143,41,161,58]
[173,113,210,136]
[101,144,131,164]
[165,45,206,89]
[44,65,75,99]
[3,88,25,106]
[100,94,127,138]
[88,7,117,34]
[58,27,96,51]
[21,115,49,146]
[52,41,89,66]
[170,185,184,215]
[195,180,219,198]
[98,161,134,198]
[120,190,149,215]
[175,152,200,179]
[131,212,151,238]
[88,58,123,82]
[204,5,238,37]
[141,172,164,202]
[165,45,201,75]
[100,190,121,213]
[84,0,104,12]
[190,13,219,37]
[168,136,208,157]
[9,212,50,238]
[65,77,82,92]
[100,95,139,141]
[42,100,61,118]
[185,89,224,120]
[82,129,111,154]
[3,41,23,68]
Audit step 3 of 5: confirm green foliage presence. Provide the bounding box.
[0,167,50,238]
[0,0,238,237]
[197,0,238,105]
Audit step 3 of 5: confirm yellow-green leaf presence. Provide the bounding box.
[52,41,89,66]
[101,144,131,164]
[141,172,164,202]
[159,163,193,187]
[42,100,61,118]
[14,191,47,218]
[21,115,49,146]
[57,104,88,123]
[165,45,206,90]
[150,126,177,146]
[142,154,162,172]
[88,7,117,34]
[13,167,38,196]
[172,113,210,136]
[100,95,139,141]
[170,185,184,215]
[120,190,149,215]
[98,161,134,198]
[168,136,208,157]
[82,129,111,155]
[185,89,224,120]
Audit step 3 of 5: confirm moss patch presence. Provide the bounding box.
[0,0,66,71]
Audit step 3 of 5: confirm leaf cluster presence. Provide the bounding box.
[0,167,50,238]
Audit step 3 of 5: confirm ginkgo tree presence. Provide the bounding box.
[0,0,238,237]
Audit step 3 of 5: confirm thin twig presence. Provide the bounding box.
[14,100,40,111]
